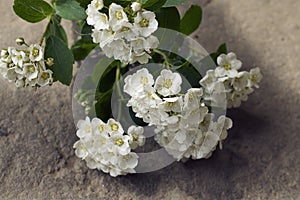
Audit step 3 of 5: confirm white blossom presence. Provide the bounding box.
[159,97,183,113]
[128,126,146,149]
[134,11,158,37]
[124,68,154,97]
[73,141,89,159]
[86,2,159,64]
[0,42,53,89]
[107,118,124,136]
[130,52,152,64]
[109,3,129,32]
[232,71,249,91]
[200,53,262,108]
[74,117,144,177]
[154,69,182,97]
[37,70,53,87]
[90,0,104,11]
[215,52,242,78]
[131,2,142,12]
[118,153,139,172]
[23,63,38,81]
[76,116,93,139]
[110,134,131,155]
[29,44,43,62]
[248,67,263,88]
[11,49,26,67]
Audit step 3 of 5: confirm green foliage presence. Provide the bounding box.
[45,35,74,85]
[93,60,120,121]
[163,0,190,7]
[45,15,68,44]
[12,0,210,121]
[155,7,181,31]
[55,0,87,20]
[176,61,202,88]
[92,58,116,83]
[180,5,202,35]
[76,0,92,9]
[80,22,94,42]
[142,0,167,11]
[95,89,113,122]
[97,63,118,93]
[72,39,97,61]
[13,0,53,23]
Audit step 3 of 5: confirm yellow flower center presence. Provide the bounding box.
[224,63,232,70]
[95,2,101,9]
[32,48,39,57]
[121,26,130,32]
[99,124,105,132]
[27,65,35,73]
[85,125,91,133]
[41,72,50,80]
[167,102,174,107]
[147,92,153,99]
[189,93,194,101]
[115,138,124,146]
[111,123,119,131]
[17,55,22,60]
[251,74,257,81]
[132,133,138,141]
[101,15,107,22]
[140,18,149,27]
[141,77,148,85]
[163,79,172,89]
[116,11,123,20]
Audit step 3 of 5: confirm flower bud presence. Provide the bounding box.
[46,57,54,67]
[16,37,25,46]
[131,2,142,12]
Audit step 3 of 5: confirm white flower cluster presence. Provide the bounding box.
[0,43,53,88]
[124,68,233,160]
[200,52,263,108]
[86,0,159,64]
[73,117,145,177]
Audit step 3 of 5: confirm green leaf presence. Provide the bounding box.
[217,43,228,54]
[177,62,202,88]
[92,58,115,83]
[55,0,87,20]
[13,0,53,23]
[180,5,202,35]
[95,89,113,122]
[142,0,167,11]
[45,15,68,44]
[71,39,97,61]
[163,0,190,7]
[45,35,74,85]
[80,22,93,42]
[93,60,119,93]
[76,0,91,9]
[155,7,180,31]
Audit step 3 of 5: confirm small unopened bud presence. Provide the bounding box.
[131,2,142,12]
[0,49,8,57]
[16,37,25,46]
[46,57,54,66]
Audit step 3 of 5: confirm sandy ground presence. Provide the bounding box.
[0,0,300,199]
